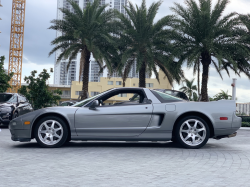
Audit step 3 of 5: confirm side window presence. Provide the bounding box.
[107,81,113,85]
[151,90,182,103]
[97,91,147,106]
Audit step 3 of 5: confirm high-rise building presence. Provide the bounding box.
[0,1,3,33]
[54,0,139,85]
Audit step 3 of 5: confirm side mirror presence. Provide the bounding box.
[143,98,152,104]
[89,100,99,110]
[147,99,152,104]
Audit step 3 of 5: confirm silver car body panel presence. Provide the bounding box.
[75,104,153,137]
[9,88,241,142]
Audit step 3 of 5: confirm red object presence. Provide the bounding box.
[220,117,228,120]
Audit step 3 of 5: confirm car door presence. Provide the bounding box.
[74,90,153,137]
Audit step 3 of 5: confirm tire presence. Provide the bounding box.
[34,116,68,148]
[171,136,177,143]
[174,116,210,149]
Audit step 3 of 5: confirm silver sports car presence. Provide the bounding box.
[9,87,241,149]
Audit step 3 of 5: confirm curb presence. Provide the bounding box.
[240,127,250,130]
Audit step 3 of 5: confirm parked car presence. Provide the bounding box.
[59,101,77,106]
[154,89,189,101]
[0,93,33,127]
[9,88,241,149]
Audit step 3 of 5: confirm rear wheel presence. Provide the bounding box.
[174,116,210,149]
[34,116,68,148]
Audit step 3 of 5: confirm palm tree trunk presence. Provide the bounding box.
[139,61,146,87]
[201,52,211,102]
[197,59,200,95]
[80,48,91,100]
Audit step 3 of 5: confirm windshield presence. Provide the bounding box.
[72,89,112,107]
[151,90,183,103]
[0,94,13,102]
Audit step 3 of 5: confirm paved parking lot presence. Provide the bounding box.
[1,127,250,187]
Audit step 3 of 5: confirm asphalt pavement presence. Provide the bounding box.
[1,127,250,187]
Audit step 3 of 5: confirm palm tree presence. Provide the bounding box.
[239,14,250,31]
[220,14,250,79]
[113,0,184,88]
[213,90,232,100]
[48,0,116,100]
[170,0,250,101]
[179,78,197,100]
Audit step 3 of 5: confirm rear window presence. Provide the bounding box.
[150,90,183,103]
[164,90,189,100]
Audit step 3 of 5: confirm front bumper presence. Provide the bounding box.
[10,128,31,142]
[9,119,32,142]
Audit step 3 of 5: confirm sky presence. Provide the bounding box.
[0,0,250,102]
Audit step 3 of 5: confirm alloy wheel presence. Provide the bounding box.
[179,119,206,146]
[38,120,63,146]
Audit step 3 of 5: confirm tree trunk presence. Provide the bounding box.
[201,51,211,102]
[123,80,125,87]
[197,59,200,95]
[139,61,146,87]
[80,48,91,100]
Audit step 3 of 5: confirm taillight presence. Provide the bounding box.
[220,117,228,120]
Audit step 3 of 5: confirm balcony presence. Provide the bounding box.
[60,94,71,99]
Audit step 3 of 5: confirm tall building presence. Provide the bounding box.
[54,0,135,85]
[0,0,2,33]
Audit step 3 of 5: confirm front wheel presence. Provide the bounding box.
[34,116,68,148]
[174,116,210,149]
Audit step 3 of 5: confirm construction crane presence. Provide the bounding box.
[8,0,26,93]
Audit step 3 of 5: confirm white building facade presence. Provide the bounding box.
[54,0,129,85]
[236,103,250,116]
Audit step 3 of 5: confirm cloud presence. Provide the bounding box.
[1,0,250,103]
[0,0,57,66]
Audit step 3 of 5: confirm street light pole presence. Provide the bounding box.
[231,78,237,100]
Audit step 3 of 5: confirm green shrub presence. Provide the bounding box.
[242,122,250,127]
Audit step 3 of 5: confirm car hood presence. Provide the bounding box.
[11,106,79,123]
[0,102,13,108]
